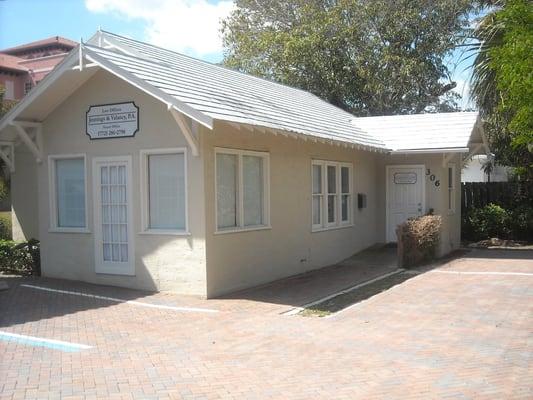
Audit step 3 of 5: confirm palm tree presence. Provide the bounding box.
[469,1,504,117]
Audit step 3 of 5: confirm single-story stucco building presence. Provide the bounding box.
[0,30,488,298]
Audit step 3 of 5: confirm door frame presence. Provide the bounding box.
[92,155,135,276]
[385,164,426,243]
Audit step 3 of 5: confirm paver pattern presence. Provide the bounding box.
[1,249,532,399]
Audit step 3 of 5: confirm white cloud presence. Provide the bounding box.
[85,0,233,57]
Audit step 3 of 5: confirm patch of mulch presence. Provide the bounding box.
[466,238,533,250]
[299,272,415,317]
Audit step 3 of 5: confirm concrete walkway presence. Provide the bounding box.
[222,245,398,309]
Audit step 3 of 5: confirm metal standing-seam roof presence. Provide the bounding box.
[85,31,387,150]
[354,111,480,152]
[0,30,483,156]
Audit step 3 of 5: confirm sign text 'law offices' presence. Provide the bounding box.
[86,102,139,139]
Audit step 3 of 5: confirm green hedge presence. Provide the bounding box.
[462,203,533,242]
[0,211,12,240]
[0,239,40,276]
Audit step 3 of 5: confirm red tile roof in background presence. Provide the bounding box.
[1,36,77,55]
[0,53,27,72]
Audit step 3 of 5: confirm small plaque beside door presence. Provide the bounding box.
[394,172,417,184]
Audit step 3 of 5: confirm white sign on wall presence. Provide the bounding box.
[394,172,417,184]
[86,102,139,139]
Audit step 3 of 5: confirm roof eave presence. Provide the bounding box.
[390,147,470,154]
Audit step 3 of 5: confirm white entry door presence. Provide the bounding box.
[386,165,425,242]
[93,156,134,275]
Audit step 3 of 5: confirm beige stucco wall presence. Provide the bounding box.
[376,153,462,256]
[9,68,462,298]
[11,148,39,241]
[22,70,207,295]
[202,129,462,297]
[202,123,383,297]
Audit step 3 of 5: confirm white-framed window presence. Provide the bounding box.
[48,154,88,232]
[24,82,32,95]
[447,163,456,214]
[140,148,188,234]
[215,148,270,233]
[312,160,353,231]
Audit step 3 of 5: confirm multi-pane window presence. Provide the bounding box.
[24,82,32,95]
[50,156,86,230]
[312,160,352,231]
[312,164,323,226]
[447,164,456,213]
[216,148,269,232]
[100,164,128,262]
[340,166,351,222]
[141,149,187,233]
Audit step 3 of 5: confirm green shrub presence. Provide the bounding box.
[397,215,442,268]
[0,239,40,276]
[509,205,533,241]
[0,211,12,240]
[463,203,511,241]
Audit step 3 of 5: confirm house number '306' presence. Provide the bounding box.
[426,169,440,187]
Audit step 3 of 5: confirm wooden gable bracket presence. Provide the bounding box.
[169,107,199,156]
[10,121,43,163]
[442,152,456,168]
[0,141,15,173]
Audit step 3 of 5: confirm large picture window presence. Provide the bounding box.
[49,155,87,232]
[215,148,270,233]
[312,160,352,231]
[141,148,187,234]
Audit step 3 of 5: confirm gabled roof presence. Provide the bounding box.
[1,36,77,55]
[84,31,386,150]
[0,30,484,155]
[0,53,27,72]
[354,112,481,152]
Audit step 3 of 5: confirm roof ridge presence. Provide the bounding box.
[98,30,318,99]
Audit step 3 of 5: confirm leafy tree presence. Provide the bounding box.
[222,0,480,116]
[470,0,533,178]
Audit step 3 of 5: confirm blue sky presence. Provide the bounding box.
[0,0,140,53]
[0,0,473,106]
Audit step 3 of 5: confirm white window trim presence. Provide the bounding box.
[139,147,189,235]
[93,155,135,276]
[447,163,456,215]
[48,153,89,233]
[311,160,353,232]
[214,147,271,234]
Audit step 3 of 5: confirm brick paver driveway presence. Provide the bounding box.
[1,249,532,399]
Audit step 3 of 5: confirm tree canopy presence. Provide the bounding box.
[221,0,480,116]
[470,0,533,178]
